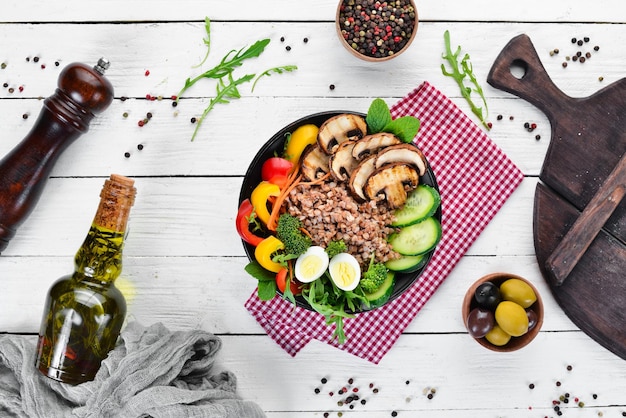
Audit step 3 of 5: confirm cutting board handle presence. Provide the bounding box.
[487,34,571,119]
[546,153,626,286]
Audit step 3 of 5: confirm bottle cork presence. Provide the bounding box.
[93,174,136,232]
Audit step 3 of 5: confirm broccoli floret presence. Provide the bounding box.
[325,240,347,258]
[360,256,388,293]
[276,213,311,256]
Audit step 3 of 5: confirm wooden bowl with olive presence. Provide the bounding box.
[462,273,544,352]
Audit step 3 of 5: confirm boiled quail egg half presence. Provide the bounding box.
[294,246,329,283]
[329,253,361,291]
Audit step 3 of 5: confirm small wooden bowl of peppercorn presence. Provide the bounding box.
[462,273,544,352]
[335,0,418,62]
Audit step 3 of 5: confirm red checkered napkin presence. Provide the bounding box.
[245,81,524,364]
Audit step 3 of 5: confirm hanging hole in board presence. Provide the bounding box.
[509,59,528,79]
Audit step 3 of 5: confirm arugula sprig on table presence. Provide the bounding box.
[441,30,490,130]
[190,73,255,141]
[176,38,270,102]
[192,17,211,68]
[252,65,298,92]
[176,17,298,140]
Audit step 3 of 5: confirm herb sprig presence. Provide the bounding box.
[176,38,270,102]
[176,17,298,140]
[245,261,277,301]
[366,98,421,143]
[302,274,369,344]
[252,65,298,92]
[191,73,255,141]
[441,30,490,130]
[192,17,212,68]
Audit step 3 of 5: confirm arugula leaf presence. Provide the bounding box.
[272,253,299,266]
[441,30,490,130]
[192,17,212,68]
[282,275,296,305]
[301,274,369,344]
[251,65,298,92]
[366,98,392,134]
[191,73,255,141]
[177,38,270,101]
[179,27,298,141]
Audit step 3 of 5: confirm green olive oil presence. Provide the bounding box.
[35,174,136,385]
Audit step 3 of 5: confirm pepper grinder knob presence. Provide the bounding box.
[0,58,115,254]
[94,57,110,75]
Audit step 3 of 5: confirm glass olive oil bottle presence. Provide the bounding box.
[35,174,136,384]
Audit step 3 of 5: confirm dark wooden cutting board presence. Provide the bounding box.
[487,34,626,360]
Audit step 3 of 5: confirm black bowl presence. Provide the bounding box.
[238,111,441,312]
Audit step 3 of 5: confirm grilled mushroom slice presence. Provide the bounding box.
[329,141,358,182]
[351,132,401,160]
[300,144,330,181]
[317,114,367,154]
[364,163,419,209]
[348,154,378,201]
[374,143,428,176]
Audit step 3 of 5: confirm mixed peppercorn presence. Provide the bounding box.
[525,363,617,417]
[338,0,416,59]
[310,363,620,417]
[314,375,439,416]
[553,36,601,75]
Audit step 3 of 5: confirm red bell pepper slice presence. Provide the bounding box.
[267,174,289,189]
[276,267,302,295]
[236,199,264,247]
[261,157,293,182]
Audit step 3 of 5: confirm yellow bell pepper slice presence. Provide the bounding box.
[255,236,285,273]
[285,124,319,165]
[250,181,280,226]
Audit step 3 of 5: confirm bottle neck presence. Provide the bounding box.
[74,175,136,283]
[74,225,126,283]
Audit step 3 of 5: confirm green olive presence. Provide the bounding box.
[485,324,511,346]
[495,301,529,337]
[500,278,537,308]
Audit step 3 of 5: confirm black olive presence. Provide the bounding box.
[466,307,495,338]
[474,281,502,310]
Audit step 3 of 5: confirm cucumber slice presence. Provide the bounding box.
[389,217,442,256]
[385,253,428,273]
[392,184,441,227]
[364,271,395,308]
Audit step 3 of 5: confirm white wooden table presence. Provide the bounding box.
[2,1,625,416]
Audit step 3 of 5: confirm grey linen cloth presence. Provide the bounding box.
[0,321,266,418]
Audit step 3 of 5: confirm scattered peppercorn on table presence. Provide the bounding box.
[1,1,626,416]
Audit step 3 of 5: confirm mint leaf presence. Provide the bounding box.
[245,261,275,282]
[245,261,277,301]
[383,116,421,143]
[366,98,392,134]
[257,280,277,300]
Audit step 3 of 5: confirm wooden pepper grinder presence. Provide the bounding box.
[0,58,114,253]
